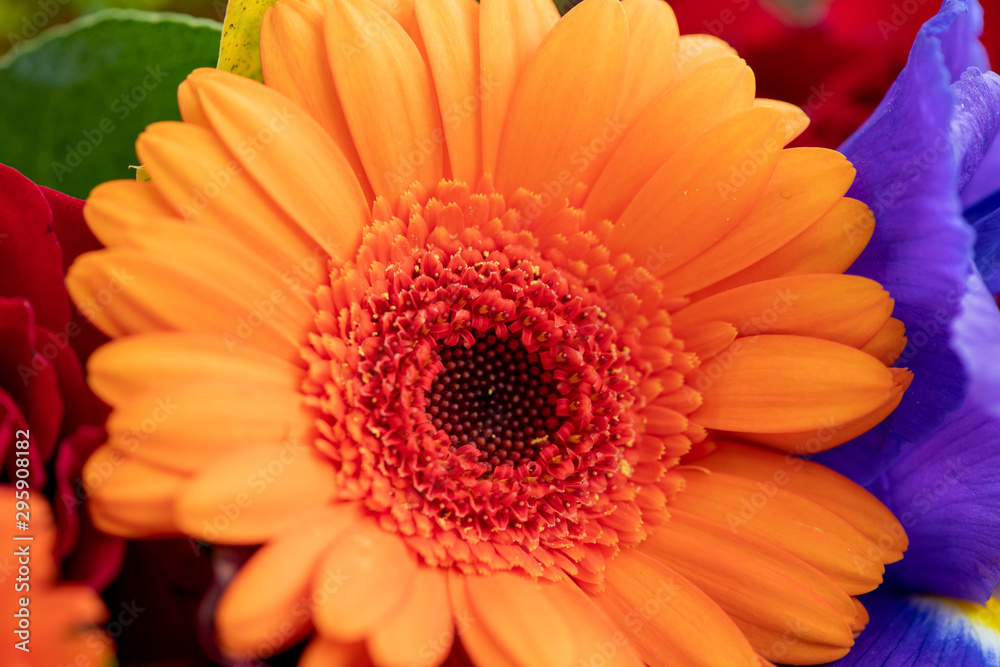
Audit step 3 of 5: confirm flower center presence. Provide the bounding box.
[302,181,697,581]
[427,334,557,470]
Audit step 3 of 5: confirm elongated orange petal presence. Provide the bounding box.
[313,520,418,641]
[83,180,175,247]
[495,0,628,212]
[67,249,301,361]
[696,441,907,559]
[448,571,520,667]
[300,638,370,667]
[698,197,875,297]
[861,317,908,365]
[690,335,900,433]
[216,504,363,658]
[585,56,754,223]
[187,68,370,261]
[671,471,887,594]
[367,567,454,667]
[115,220,317,334]
[640,525,855,663]
[104,381,315,473]
[479,0,558,176]
[175,445,337,543]
[610,107,786,276]
[675,34,737,74]
[619,0,679,125]
[88,332,302,407]
[673,274,893,349]
[325,0,443,203]
[84,445,186,538]
[261,0,373,201]
[415,0,482,184]
[728,369,913,453]
[134,121,328,283]
[754,98,809,143]
[662,148,856,296]
[597,549,762,666]
[549,579,644,667]
[465,571,577,667]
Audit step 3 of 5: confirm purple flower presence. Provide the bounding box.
[819,0,1000,662]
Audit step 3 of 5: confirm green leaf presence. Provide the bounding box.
[217,0,276,82]
[0,9,222,198]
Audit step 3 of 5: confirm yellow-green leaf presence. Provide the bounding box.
[217,0,277,82]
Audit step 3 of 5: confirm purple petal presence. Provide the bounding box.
[933,0,990,81]
[821,13,974,482]
[965,195,1000,292]
[870,398,1000,602]
[830,591,1000,666]
[951,68,1000,193]
[951,269,1000,418]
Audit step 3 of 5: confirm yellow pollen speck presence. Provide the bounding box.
[619,459,634,476]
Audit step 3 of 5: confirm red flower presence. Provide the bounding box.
[0,164,123,587]
[670,0,948,147]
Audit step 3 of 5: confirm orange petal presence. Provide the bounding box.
[662,147,856,296]
[66,249,301,361]
[300,638,371,667]
[367,567,454,667]
[187,67,370,261]
[104,381,315,473]
[619,0,679,126]
[548,579,644,667]
[415,0,482,184]
[88,332,303,407]
[84,445,186,538]
[83,180,175,247]
[133,120,329,283]
[175,445,337,543]
[861,317,908,365]
[495,0,628,213]
[689,335,901,433]
[699,197,875,296]
[596,548,761,666]
[216,504,363,658]
[696,441,908,560]
[753,98,809,143]
[313,519,419,641]
[115,219,317,333]
[261,0,373,201]
[644,511,864,663]
[673,274,894,349]
[728,369,913,454]
[479,0,559,176]
[584,56,754,224]
[640,525,855,663]
[671,470,887,594]
[675,34,737,74]
[610,107,787,276]
[177,78,211,128]
[465,571,577,667]
[325,0,443,202]
[448,571,520,667]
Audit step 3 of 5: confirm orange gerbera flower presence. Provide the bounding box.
[68,0,912,664]
[0,488,112,667]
